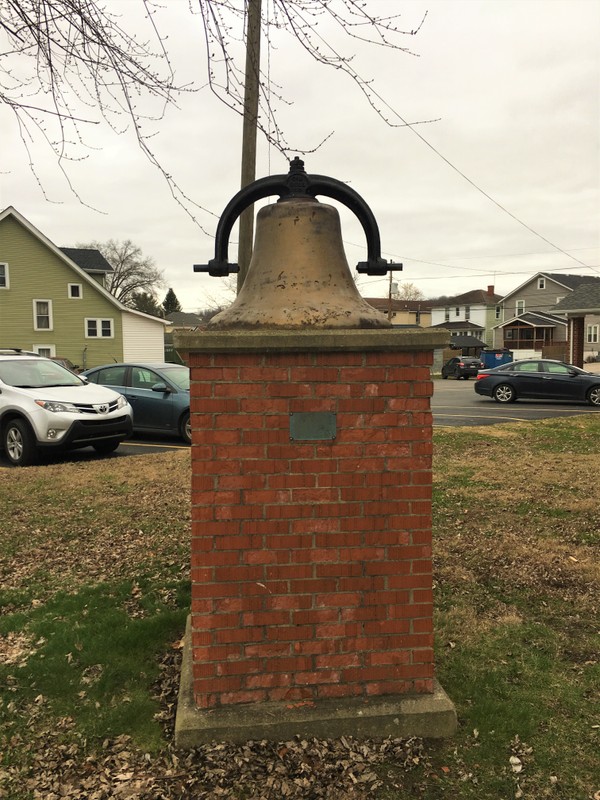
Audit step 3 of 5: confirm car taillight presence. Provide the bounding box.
[458,362,464,367]
[476,374,488,381]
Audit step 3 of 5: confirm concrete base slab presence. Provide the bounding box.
[175,617,457,748]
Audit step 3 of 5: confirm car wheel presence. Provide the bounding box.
[180,412,192,444]
[587,386,600,406]
[93,439,120,456]
[464,375,470,380]
[3,419,38,466]
[442,373,448,380]
[493,383,516,403]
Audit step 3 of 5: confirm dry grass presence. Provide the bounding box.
[1,415,599,799]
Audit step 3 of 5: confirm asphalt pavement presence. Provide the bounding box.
[431,377,600,427]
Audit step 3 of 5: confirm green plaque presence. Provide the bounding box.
[289,412,336,441]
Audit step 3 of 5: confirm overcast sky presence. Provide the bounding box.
[1,0,599,312]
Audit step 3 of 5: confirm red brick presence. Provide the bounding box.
[260,534,309,552]
[266,595,313,611]
[295,670,340,685]
[268,687,316,702]
[245,673,293,689]
[241,398,289,413]
[291,367,339,382]
[266,656,314,673]
[266,625,313,641]
[293,608,338,625]
[265,564,313,581]
[215,383,266,398]
[317,683,363,699]
[244,642,292,658]
[316,653,361,669]
[220,690,266,705]
[365,681,412,697]
[215,627,265,644]
[214,565,265,582]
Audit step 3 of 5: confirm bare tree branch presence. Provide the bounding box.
[1,1,433,210]
[76,238,165,307]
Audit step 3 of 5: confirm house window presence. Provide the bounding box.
[0,263,8,289]
[86,318,114,338]
[516,300,525,316]
[537,277,545,289]
[587,325,599,344]
[33,300,53,330]
[455,306,460,317]
[444,307,450,322]
[465,305,470,321]
[33,345,55,357]
[69,283,82,299]
[495,305,501,320]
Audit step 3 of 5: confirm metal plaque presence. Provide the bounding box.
[289,412,336,441]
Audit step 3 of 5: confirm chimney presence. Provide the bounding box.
[487,285,494,297]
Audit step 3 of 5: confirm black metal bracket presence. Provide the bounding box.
[194,157,403,277]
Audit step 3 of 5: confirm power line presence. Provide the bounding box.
[358,263,600,291]
[306,24,594,270]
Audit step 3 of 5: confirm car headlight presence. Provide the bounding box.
[35,399,80,413]
[116,394,128,409]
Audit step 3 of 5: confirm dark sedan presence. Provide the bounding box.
[441,356,484,380]
[474,359,600,406]
[82,363,191,442]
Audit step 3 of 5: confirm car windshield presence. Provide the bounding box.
[160,365,190,391]
[0,359,84,388]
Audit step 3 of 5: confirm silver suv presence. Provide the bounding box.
[0,350,133,466]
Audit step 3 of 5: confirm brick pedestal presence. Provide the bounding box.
[174,329,456,744]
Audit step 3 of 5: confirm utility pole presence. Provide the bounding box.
[237,0,262,293]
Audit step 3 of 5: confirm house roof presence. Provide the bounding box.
[166,311,204,326]
[364,297,432,313]
[430,321,484,331]
[501,272,600,302]
[60,247,113,274]
[430,288,502,308]
[494,312,567,329]
[551,283,600,314]
[449,334,487,348]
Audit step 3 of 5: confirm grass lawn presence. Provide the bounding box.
[0,415,598,799]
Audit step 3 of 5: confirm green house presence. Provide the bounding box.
[0,207,167,370]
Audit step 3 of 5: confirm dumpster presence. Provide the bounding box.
[480,349,513,368]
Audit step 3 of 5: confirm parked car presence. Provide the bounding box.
[0,350,133,466]
[82,363,191,443]
[50,356,82,373]
[474,359,600,406]
[441,356,484,380]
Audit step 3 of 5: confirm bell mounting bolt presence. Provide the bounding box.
[194,157,403,277]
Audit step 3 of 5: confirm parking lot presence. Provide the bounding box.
[3,372,600,466]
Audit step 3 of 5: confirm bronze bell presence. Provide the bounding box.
[195,158,402,330]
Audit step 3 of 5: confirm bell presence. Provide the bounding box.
[208,195,391,330]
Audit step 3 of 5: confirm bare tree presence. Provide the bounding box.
[1,1,429,208]
[77,239,165,307]
[393,281,425,301]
